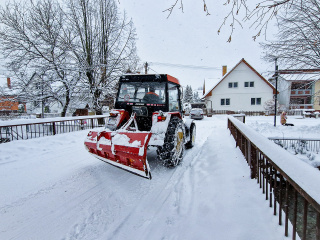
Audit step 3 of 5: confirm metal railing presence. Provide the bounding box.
[228,116,320,240]
[269,137,320,154]
[0,115,108,143]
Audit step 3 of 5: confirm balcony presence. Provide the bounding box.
[290,89,312,96]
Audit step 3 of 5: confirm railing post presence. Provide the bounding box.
[248,140,251,168]
[302,199,308,240]
[52,122,56,135]
[270,165,273,208]
[279,175,283,225]
[293,190,298,240]
[285,181,289,237]
[317,212,320,240]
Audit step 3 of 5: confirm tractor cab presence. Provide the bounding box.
[114,74,183,131]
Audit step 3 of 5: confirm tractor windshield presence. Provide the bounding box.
[117,82,166,104]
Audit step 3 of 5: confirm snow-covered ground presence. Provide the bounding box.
[245,115,320,168]
[1,115,314,240]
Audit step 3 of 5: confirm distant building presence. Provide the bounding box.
[0,76,26,115]
[270,76,315,110]
[202,58,277,112]
[314,80,320,111]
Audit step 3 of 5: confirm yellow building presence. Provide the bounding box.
[314,80,320,111]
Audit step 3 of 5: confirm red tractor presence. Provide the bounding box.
[84,74,196,179]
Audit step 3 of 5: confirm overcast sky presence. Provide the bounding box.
[118,0,278,89]
[0,0,278,89]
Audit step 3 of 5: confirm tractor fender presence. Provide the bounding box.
[183,118,194,129]
[183,118,194,143]
[149,112,183,146]
[106,109,130,130]
[149,112,172,146]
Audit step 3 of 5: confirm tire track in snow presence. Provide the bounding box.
[105,119,217,239]
[172,118,221,217]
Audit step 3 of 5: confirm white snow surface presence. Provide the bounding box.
[1,115,308,240]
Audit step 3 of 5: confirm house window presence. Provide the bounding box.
[221,98,230,105]
[257,98,261,105]
[245,81,254,87]
[228,82,238,88]
[251,98,261,105]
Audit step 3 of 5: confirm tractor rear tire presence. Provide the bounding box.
[157,117,185,167]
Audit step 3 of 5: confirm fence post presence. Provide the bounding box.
[52,122,56,135]
[317,212,320,240]
[250,145,257,179]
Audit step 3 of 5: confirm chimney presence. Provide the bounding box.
[7,77,11,89]
[222,65,227,76]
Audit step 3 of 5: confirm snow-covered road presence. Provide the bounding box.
[0,116,290,240]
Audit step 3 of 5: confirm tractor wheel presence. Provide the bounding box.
[186,123,196,149]
[157,117,185,167]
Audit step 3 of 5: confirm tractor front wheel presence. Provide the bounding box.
[157,117,185,167]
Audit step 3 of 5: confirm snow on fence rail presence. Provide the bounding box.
[228,116,320,240]
[0,115,108,143]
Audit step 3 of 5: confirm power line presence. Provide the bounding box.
[149,62,221,70]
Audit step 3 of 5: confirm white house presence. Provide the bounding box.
[203,58,277,112]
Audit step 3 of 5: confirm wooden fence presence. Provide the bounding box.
[228,116,320,240]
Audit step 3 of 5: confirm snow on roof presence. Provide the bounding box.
[0,74,17,95]
[0,74,8,88]
[202,78,220,98]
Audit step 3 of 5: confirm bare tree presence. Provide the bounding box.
[0,0,80,116]
[262,0,320,69]
[164,0,300,41]
[64,0,138,115]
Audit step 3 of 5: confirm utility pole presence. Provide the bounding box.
[274,58,278,127]
[41,74,44,118]
[144,62,148,74]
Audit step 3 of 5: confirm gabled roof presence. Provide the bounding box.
[203,58,277,98]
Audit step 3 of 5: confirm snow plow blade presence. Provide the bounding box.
[84,130,152,179]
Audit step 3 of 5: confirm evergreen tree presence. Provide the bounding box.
[183,85,194,103]
[193,91,200,102]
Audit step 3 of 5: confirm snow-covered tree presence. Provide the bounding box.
[263,99,280,114]
[193,91,200,102]
[165,0,301,41]
[0,0,83,116]
[183,85,193,103]
[262,0,320,70]
[0,0,138,116]
[65,0,139,115]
